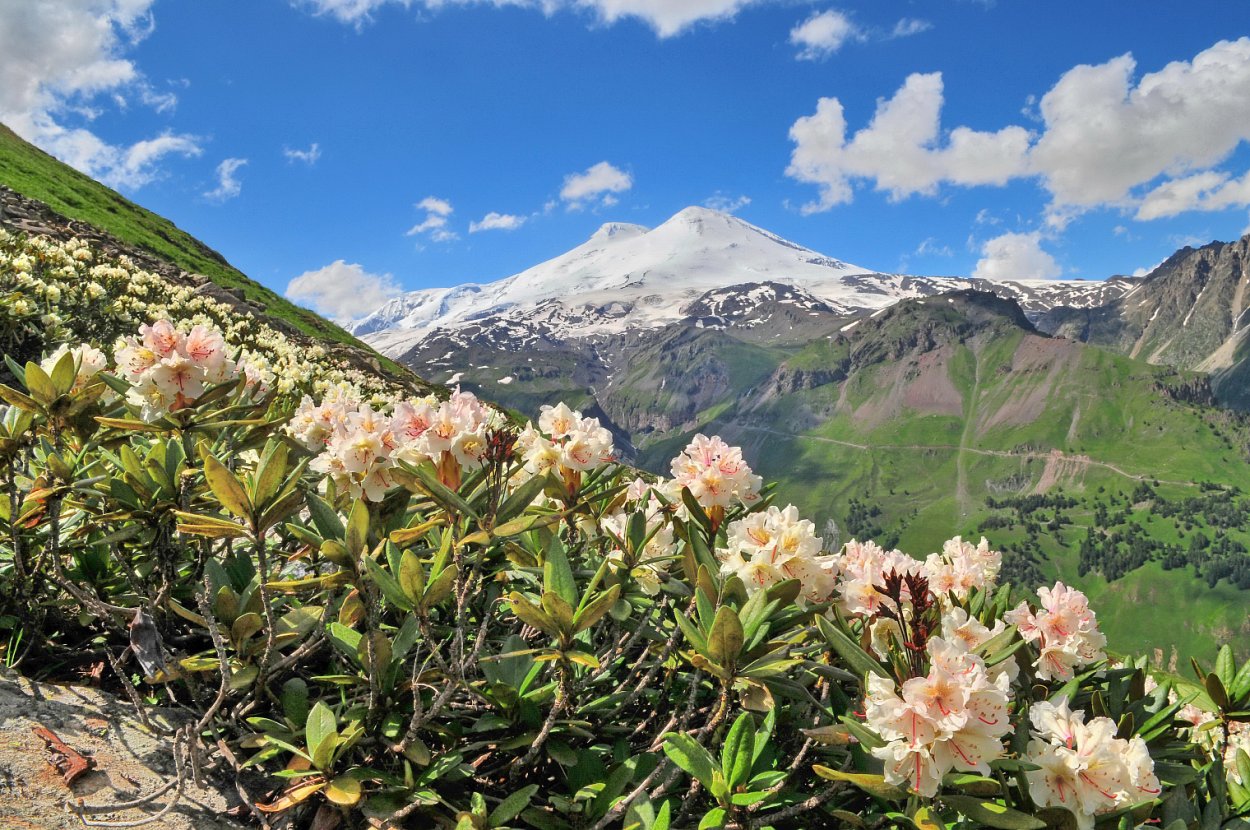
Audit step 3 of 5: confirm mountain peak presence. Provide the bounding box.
[589,221,648,242]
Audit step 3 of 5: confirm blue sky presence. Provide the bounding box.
[4,1,1250,321]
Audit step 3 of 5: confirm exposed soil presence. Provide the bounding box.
[0,669,246,830]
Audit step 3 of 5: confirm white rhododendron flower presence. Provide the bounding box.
[718,504,837,602]
[1005,582,1107,681]
[1024,698,1161,829]
[865,636,1012,797]
[924,536,1001,600]
[669,434,761,510]
[40,343,107,391]
[835,538,923,617]
[112,320,240,420]
[516,403,614,491]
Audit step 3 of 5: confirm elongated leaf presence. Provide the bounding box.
[305,492,344,539]
[496,473,549,524]
[305,702,338,771]
[345,499,370,557]
[398,550,425,603]
[816,616,889,679]
[811,766,905,800]
[490,784,539,827]
[1216,645,1237,691]
[363,556,414,612]
[23,361,56,405]
[541,591,576,637]
[200,446,252,520]
[421,564,458,609]
[389,516,442,548]
[508,593,561,639]
[543,534,577,606]
[254,780,327,813]
[252,441,289,508]
[720,713,756,791]
[0,383,37,411]
[707,606,744,672]
[573,585,621,634]
[175,511,250,540]
[941,795,1046,830]
[662,733,716,789]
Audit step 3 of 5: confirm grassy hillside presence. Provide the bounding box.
[0,123,410,379]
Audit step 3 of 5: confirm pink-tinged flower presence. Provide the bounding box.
[864,641,1012,797]
[924,536,1001,600]
[41,343,107,391]
[834,539,923,618]
[139,319,183,357]
[185,325,231,383]
[1025,698,1160,830]
[669,434,760,509]
[1006,582,1106,681]
[719,505,834,602]
[150,352,205,405]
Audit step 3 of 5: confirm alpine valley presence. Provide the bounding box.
[356,207,1250,662]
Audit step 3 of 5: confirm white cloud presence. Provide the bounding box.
[560,161,632,208]
[284,142,321,165]
[470,212,527,232]
[285,260,403,322]
[204,158,247,202]
[407,195,457,240]
[789,10,860,61]
[890,18,931,38]
[916,237,953,257]
[0,0,202,190]
[786,72,1031,213]
[972,232,1061,280]
[703,193,751,213]
[297,0,759,37]
[1135,169,1250,220]
[787,37,1250,224]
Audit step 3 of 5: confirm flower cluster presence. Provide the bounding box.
[865,636,1013,796]
[669,433,761,512]
[516,402,615,493]
[113,320,238,420]
[1,231,398,404]
[1178,700,1250,785]
[292,388,500,500]
[1005,581,1107,681]
[1024,698,1161,829]
[923,536,1001,600]
[835,539,924,617]
[718,504,838,603]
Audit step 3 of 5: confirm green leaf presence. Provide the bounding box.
[1230,657,1250,702]
[49,349,76,395]
[496,473,549,524]
[542,534,577,607]
[662,733,717,789]
[1217,644,1237,690]
[811,766,905,801]
[251,441,289,508]
[305,701,338,771]
[816,616,889,679]
[541,591,576,637]
[325,774,362,806]
[508,593,561,639]
[345,498,370,557]
[199,446,252,520]
[913,806,945,830]
[707,606,744,672]
[489,784,539,827]
[363,556,415,612]
[23,361,57,405]
[421,563,458,609]
[305,492,344,539]
[941,796,1046,830]
[573,585,621,634]
[697,807,726,830]
[720,713,756,791]
[0,383,37,411]
[398,550,425,604]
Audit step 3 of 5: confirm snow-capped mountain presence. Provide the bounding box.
[352,205,1136,358]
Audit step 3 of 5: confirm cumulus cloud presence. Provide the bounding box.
[285,260,404,322]
[786,72,1031,213]
[204,158,248,202]
[297,0,760,37]
[560,161,632,208]
[1135,170,1250,220]
[284,142,321,164]
[406,195,457,240]
[972,232,1061,280]
[0,0,201,189]
[787,37,1250,224]
[469,212,527,233]
[703,193,751,213]
[789,10,860,60]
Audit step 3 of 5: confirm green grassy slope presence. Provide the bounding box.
[0,124,410,378]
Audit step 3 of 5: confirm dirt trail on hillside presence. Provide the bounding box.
[740,425,1196,489]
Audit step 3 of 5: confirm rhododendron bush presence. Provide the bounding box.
[2,309,1249,828]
